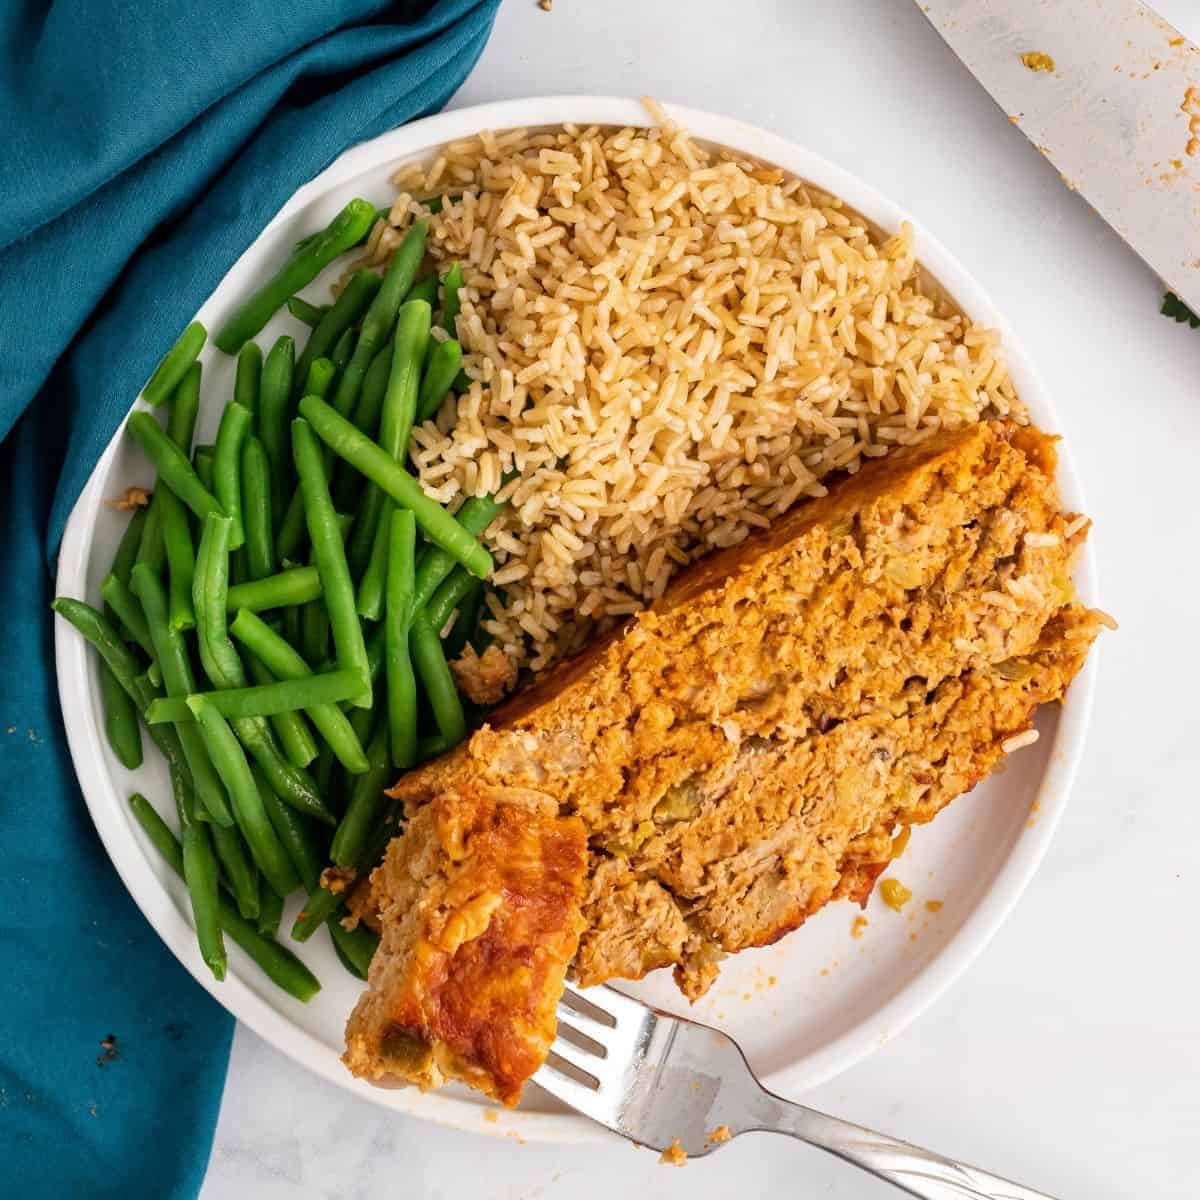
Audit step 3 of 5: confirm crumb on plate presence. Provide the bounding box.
[106,486,151,510]
[879,878,912,912]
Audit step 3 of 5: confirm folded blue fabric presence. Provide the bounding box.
[0,1,499,1195]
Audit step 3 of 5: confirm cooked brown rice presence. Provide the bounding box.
[359,99,1026,676]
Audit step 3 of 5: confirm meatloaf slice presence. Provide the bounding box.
[346,420,1104,1099]
[343,784,587,1106]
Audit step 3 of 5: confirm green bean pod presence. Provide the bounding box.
[257,771,323,894]
[99,660,143,770]
[213,401,251,550]
[293,269,381,400]
[260,335,295,521]
[182,820,227,979]
[193,445,215,492]
[134,494,166,575]
[215,199,377,353]
[442,576,484,660]
[234,342,263,422]
[328,920,379,980]
[245,730,334,826]
[348,298,431,593]
[110,507,149,588]
[300,583,330,667]
[313,741,338,812]
[210,821,260,920]
[424,565,482,635]
[240,436,275,582]
[410,610,466,745]
[416,338,463,423]
[304,356,337,399]
[292,419,371,706]
[99,573,157,659]
[256,881,284,937]
[275,356,338,561]
[52,598,144,707]
[188,696,299,899]
[291,882,342,942]
[130,564,235,827]
[329,720,392,869]
[194,516,333,823]
[157,484,197,632]
[127,412,225,524]
[331,327,355,370]
[142,321,206,407]
[226,566,321,613]
[386,509,418,768]
[193,514,244,688]
[355,513,391,621]
[168,361,203,454]
[144,668,365,725]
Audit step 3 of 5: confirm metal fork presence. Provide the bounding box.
[534,985,1059,1199]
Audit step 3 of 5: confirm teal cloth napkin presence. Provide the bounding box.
[0,1,499,1195]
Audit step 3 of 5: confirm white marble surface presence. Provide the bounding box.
[202,1,1200,1196]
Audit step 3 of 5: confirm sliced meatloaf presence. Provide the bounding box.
[345,420,1105,1100]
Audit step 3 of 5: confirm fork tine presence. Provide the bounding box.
[566,983,653,1028]
[556,996,616,1041]
[541,1047,601,1091]
[549,1016,608,1073]
[554,1016,608,1059]
[559,984,617,1027]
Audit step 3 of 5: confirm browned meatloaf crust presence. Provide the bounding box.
[345,420,1104,1099]
[343,785,587,1105]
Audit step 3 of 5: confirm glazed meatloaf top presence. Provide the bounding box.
[345,420,1104,1101]
[343,785,587,1105]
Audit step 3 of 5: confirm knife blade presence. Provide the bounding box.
[920,0,1200,313]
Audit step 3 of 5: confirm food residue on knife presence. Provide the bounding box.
[1181,86,1200,156]
[1020,51,1056,73]
[660,1139,688,1167]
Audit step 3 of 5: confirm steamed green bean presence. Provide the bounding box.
[142,322,206,408]
[298,395,491,580]
[127,412,224,524]
[213,401,251,550]
[215,198,377,353]
[292,419,371,706]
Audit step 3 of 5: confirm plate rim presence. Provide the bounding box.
[54,94,1098,1144]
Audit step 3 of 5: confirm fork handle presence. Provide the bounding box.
[753,1090,1059,1200]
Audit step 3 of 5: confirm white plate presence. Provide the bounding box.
[54,96,1098,1144]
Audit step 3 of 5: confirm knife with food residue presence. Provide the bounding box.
[919,0,1200,317]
